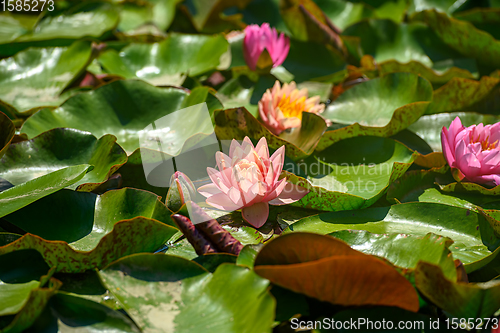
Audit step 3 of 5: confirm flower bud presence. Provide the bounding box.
[165,171,196,212]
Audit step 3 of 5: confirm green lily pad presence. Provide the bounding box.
[239,0,289,34]
[0,188,178,272]
[0,216,176,274]
[330,230,457,281]
[117,0,180,34]
[286,202,491,266]
[192,253,238,273]
[27,293,141,333]
[282,39,347,82]
[98,33,230,86]
[236,244,262,269]
[99,254,275,333]
[415,261,500,319]
[21,80,220,154]
[214,107,326,160]
[280,0,344,53]
[0,164,91,219]
[286,136,416,211]
[342,19,472,70]
[408,0,474,15]
[117,149,171,199]
[324,72,431,125]
[0,2,119,57]
[182,0,251,33]
[0,273,61,333]
[466,245,500,282]
[440,182,500,196]
[317,72,432,151]
[412,9,500,69]
[392,186,500,212]
[4,187,174,242]
[426,76,500,115]
[216,75,279,116]
[0,41,92,114]
[408,112,500,152]
[0,128,127,192]
[313,0,374,30]
[0,111,15,159]
[0,14,35,45]
[454,8,500,40]
[390,128,434,156]
[378,60,476,87]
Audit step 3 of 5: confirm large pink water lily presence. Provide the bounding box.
[442,116,500,186]
[243,23,290,71]
[259,80,325,135]
[198,137,309,228]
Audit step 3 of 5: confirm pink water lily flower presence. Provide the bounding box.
[442,116,500,186]
[259,80,325,135]
[198,137,308,228]
[243,23,290,71]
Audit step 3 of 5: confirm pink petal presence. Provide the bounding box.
[483,150,500,167]
[457,153,481,178]
[229,138,242,158]
[242,202,269,228]
[216,151,231,171]
[227,187,243,205]
[197,183,222,198]
[206,192,243,211]
[268,182,309,205]
[255,137,269,159]
[441,126,455,166]
[242,181,266,206]
[479,174,500,186]
[270,146,285,183]
[207,167,230,193]
[265,160,275,186]
[262,178,287,202]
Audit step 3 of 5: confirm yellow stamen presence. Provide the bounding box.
[277,92,306,120]
[470,135,498,150]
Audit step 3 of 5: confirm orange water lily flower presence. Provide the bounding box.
[258,81,325,135]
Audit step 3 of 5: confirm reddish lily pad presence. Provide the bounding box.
[254,232,420,312]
